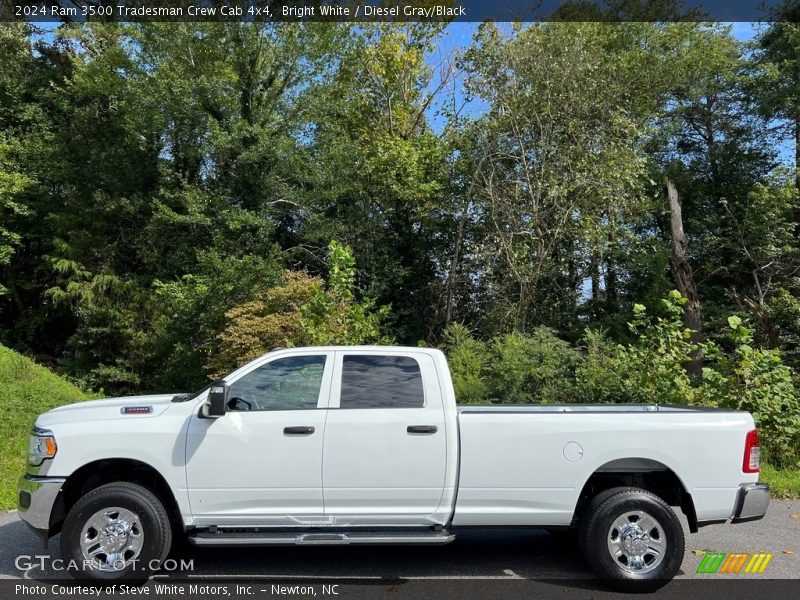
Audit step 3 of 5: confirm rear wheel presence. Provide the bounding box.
[579,486,684,592]
[60,482,172,583]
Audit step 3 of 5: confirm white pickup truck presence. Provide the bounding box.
[19,346,769,591]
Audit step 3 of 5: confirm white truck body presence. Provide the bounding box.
[18,346,769,588]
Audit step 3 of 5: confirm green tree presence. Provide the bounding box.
[301,241,392,345]
[208,270,322,378]
[304,24,452,342]
[753,21,800,192]
[210,241,392,378]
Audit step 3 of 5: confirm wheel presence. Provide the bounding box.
[60,482,172,583]
[578,486,684,592]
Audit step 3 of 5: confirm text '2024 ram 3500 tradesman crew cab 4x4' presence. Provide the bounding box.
[19,346,769,591]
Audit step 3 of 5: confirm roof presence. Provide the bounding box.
[268,345,441,354]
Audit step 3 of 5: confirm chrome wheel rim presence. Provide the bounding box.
[606,510,666,574]
[79,506,144,571]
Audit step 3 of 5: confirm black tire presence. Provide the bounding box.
[60,482,172,583]
[578,486,684,593]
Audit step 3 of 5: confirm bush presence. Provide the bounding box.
[713,315,800,467]
[301,241,392,346]
[208,270,322,378]
[445,291,800,466]
[489,329,582,404]
[442,324,582,404]
[209,241,392,378]
[442,323,491,403]
[575,291,701,405]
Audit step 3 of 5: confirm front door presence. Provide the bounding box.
[185,352,333,527]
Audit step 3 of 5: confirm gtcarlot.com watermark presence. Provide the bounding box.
[15,554,194,573]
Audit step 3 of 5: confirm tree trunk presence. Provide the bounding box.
[590,253,600,301]
[567,238,577,302]
[667,179,703,374]
[605,232,618,309]
[606,261,617,303]
[444,209,467,326]
[795,111,799,193]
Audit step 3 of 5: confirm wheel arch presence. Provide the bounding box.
[572,457,698,533]
[50,458,183,537]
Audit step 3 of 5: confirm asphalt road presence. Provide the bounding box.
[1,501,798,597]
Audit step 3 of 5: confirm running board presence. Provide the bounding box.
[188,530,455,547]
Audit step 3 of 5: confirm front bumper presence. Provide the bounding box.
[732,482,770,523]
[17,475,65,540]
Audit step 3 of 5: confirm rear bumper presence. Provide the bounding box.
[17,475,65,542]
[731,482,770,523]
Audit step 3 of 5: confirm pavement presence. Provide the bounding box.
[1,501,798,596]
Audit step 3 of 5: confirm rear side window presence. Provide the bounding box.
[340,355,424,409]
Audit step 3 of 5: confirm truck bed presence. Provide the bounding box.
[452,404,755,527]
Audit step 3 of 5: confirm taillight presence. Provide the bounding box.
[743,429,760,473]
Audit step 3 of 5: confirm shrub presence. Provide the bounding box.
[575,291,702,405]
[301,241,392,346]
[442,324,581,404]
[209,241,392,378]
[208,271,321,378]
[489,329,582,404]
[442,323,491,403]
[714,316,800,467]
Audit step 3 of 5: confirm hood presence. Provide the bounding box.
[36,394,178,427]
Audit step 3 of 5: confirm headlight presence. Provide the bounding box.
[28,427,57,466]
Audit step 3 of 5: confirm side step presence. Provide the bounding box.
[189,530,455,547]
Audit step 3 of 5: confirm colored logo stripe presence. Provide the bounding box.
[744,553,773,573]
[697,552,726,573]
[720,553,748,573]
[696,552,773,574]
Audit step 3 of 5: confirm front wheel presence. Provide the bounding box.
[579,487,684,592]
[60,482,172,583]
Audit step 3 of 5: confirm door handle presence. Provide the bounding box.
[407,425,437,434]
[284,426,315,435]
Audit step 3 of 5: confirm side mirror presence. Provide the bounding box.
[203,381,228,418]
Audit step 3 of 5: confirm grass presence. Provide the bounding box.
[0,344,89,509]
[760,462,800,499]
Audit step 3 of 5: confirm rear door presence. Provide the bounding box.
[321,350,448,526]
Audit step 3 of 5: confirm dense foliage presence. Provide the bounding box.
[1,20,799,464]
[209,241,390,377]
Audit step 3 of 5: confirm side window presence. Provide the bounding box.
[340,355,424,409]
[227,355,327,411]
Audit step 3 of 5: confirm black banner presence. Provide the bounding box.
[1,0,799,23]
[3,578,800,600]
